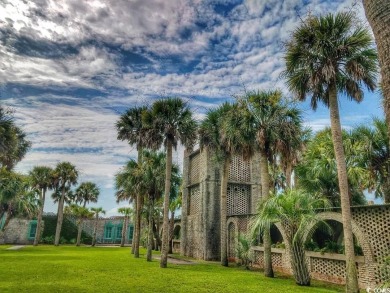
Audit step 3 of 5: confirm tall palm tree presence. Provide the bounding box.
[283,12,378,292]
[116,106,148,258]
[118,207,133,247]
[352,118,390,203]
[53,162,79,246]
[142,98,197,268]
[75,182,100,208]
[90,207,105,246]
[252,189,331,286]
[29,166,54,246]
[363,0,390,148]
[199,102,255,267]
[245,90,302,277]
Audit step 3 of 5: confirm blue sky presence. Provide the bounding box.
[0,0,384,216]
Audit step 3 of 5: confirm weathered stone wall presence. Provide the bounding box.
[0,218,37,245]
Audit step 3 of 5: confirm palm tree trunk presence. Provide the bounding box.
[290,239,310,286]
[168,210,175,254]
[259,150,274,278]
[54,188,65,246]
[328,83,359,293]
[133,148,143,257]
[92,216,98,247]
[363,0,390,155]
[160,140,173,268]
[76,220,82,246]
[131,199,136,254]
[285,163,293,189]
[121,216,128,247]
[34,188,45,246]
[147,196,154,262]
[220,156,230,267]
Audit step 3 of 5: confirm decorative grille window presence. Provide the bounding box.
[227,184,250,215]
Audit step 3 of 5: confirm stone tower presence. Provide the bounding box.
[181,147,262,260]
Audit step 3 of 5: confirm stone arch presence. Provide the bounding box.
[173,224,181,240]
[302,211,374,263]
[226,218,238,259]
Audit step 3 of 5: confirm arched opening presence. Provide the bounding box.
[228,222,236,259]
[254,224,285,248]
[173,225,181,240]
[305,220,363,256]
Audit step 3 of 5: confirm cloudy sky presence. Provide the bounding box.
[0,0,384,216]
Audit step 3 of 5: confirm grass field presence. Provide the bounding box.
[0,245,343,293]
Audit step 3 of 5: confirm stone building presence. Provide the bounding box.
[0,213,134,245]
[181,147,390,289]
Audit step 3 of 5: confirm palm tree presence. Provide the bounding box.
[283,12,378,292]
[363,1,390,148]
[252,189,331,286]
[75,182,100,208]
[29,166,54,246]
[199,102,255,267]
[142,98,197,268]
[90,207,105,246]
[245,90,302,277]
[0,107,31,171]
[116,106,148,258]
[118,207,133,247]
[352,118,390,203]
[65,204,93,246]
[53,162,79,246]
[168,191,181,254]
[296,128,368,206]
[0,168,38,232]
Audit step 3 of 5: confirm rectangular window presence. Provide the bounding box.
[116,226,122,239]
[28,222,37,239]
[128,226,134,240]
[104,226,112,239]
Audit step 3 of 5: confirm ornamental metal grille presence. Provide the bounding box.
[229,154,250,182]
[227,184,250,216]
[188,186,201,215]
[189,153,200,184]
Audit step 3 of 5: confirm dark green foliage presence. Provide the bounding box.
[41,215,92,244]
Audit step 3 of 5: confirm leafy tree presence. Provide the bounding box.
[352,118,390,203]
[142,98,197,268]
[116,106,149,257]
[283,12,378,292]
[296,128,368,206]
[52,162,79,246]
[29,166,54,246]
[90,207,105,246]
[75,182,100,208]
[0,168,38,232]
[252,189,330,286]
[118,207,133,247]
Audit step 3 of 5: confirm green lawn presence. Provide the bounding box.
[0,245,343,293]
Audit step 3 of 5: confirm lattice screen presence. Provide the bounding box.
[352,206,390,261]
[188,186,201,215]
[229,154,250,182]
[272,253,283,268]
[227,184,250,215]
[189,153,200,184]
[310,257,346,278]
[228,222,236,258]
